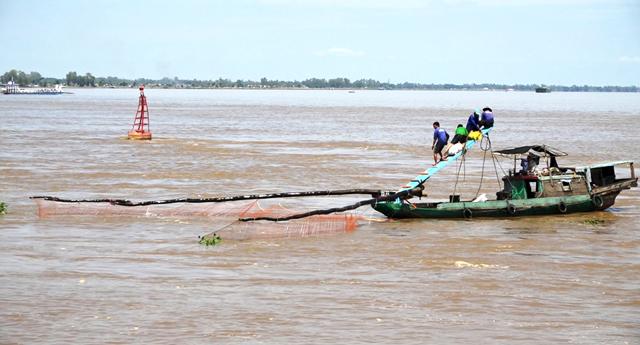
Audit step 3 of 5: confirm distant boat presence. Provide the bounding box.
[2,79,64,95]
[535,86,551,93]
[348,90,356,93]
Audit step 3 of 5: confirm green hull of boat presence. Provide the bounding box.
[372,194,607,219]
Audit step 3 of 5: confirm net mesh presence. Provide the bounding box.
[209,204,359,240]
[35,198,361,240]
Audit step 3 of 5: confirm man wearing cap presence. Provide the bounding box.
[480,107,494,129]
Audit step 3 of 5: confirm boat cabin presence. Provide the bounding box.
[494,145,636,201]
[576,160,637,196]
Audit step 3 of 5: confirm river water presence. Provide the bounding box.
[1,89,639,344]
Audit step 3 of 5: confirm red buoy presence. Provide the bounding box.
[127,85,152,140]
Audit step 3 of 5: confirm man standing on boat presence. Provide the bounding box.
[431,122,449,165]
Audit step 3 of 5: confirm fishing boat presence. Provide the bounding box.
[373,144,637,219]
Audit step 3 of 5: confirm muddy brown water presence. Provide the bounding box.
[1,89,639,344]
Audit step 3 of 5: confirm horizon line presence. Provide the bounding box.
[2,69,639,89]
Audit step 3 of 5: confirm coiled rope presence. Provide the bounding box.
[473,135,492,199]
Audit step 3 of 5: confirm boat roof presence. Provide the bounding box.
[493,145,567,157]
[575,160,634,170]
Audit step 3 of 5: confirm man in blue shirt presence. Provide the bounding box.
[480,107,494,129]
[465,110,481,132]
[431,121,449,165]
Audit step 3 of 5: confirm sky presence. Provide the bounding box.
[1,0,639,85]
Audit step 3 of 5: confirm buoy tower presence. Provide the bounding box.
[127,85,152,140]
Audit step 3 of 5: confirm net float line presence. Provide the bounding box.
[34,198,258,218]
[239,186,425,222]
[30,189,386,207]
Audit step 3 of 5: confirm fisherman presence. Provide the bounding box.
[480,107,494,128]
[465,110,481,132]
[528,151,540,173]
[431,121,449,165]
[519,154,529,174]
[519,150,540,174]
[451,124,468,144]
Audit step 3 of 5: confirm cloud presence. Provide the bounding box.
[315,47,365,57]
[619,56,640,63]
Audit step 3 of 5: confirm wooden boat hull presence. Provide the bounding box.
[372,193,618,219]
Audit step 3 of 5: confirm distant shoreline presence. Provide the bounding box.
[2,69,638,92]
[62,86,640,93]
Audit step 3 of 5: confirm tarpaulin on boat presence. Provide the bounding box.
[493,145,567,157]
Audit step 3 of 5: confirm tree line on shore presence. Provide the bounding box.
[1,69,638,92]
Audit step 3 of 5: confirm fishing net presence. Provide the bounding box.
[208,203,360,241]
[34,198,361,240]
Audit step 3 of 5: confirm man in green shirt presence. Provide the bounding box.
[451,124,468,144]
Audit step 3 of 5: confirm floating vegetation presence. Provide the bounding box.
[199,233,222,246]
[583,218,606,226]
[0,202,6,215]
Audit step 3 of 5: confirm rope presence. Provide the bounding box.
[486,136,516,194]
[474,149,488,198]
[463,149,466,182]
[451,149,466,198]
[491,154,503,190]
[473,135,492,198]
[480,134,492,152]
[484,134,502,190]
